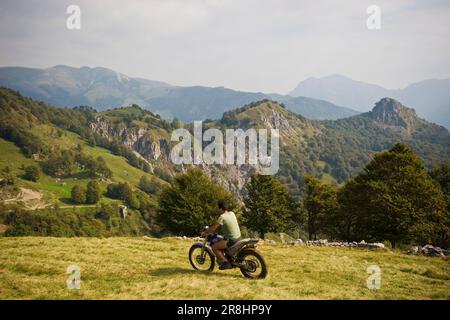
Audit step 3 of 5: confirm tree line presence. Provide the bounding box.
[156,143,449,248]
[1,203,150,237]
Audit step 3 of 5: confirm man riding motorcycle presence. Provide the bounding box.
[201,201,241,270]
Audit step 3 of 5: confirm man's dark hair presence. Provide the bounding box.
[218,200,229,211]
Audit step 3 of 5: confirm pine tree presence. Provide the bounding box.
[243,174,298,239]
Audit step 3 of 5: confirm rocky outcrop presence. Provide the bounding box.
[89,116,170,161]
[261,108,292,131]
[407,245,449,257]
[368,98,420,129]
[88,115,253,196]
[89,116,116,138]
[202,163,256,197]
[134,137,170,161]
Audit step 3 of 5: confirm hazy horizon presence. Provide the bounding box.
[2,64,450,95]
[1,0,450,94]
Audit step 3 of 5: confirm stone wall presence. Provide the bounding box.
[286,239,385,249]
[407,245,450,257]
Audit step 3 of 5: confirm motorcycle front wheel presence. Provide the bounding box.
[189,243,215,272]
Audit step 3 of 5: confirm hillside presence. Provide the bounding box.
[0,237,448,299]
[216,99,449,194]
[0,65,171,107]
[289,74,450,129]
[0,87,448,201]
[0,88,167,210]
[0,66,357,121]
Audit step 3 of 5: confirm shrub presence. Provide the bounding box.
[71,185,86,204]
[86,180,101,204]
[24,165,40,182]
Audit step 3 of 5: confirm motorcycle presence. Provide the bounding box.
[188,228,268,279]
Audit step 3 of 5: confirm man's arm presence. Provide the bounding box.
[201,223,221,237]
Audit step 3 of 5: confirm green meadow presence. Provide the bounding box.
[0,237,448,300]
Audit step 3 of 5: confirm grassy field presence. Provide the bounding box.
[0,237,448,300]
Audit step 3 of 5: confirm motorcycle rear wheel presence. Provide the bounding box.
[237,248,268,279]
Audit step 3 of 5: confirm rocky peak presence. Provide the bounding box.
[227,100,298,132]
[368,98,419,129]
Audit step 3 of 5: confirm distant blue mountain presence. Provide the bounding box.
[290,74,450,129]
[0,65,358,121]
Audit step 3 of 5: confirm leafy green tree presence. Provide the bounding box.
[106,182,141,209]
[24,165,40,182]
[338,143,447,247]
[430,162,450,211]
[154,167,173,183]
[127,193,141,210]
[429,162,450,247]
[243,173,298,239]
[95,156,112,178]
[302,176,338,240]
[76,153,112,178]
[86,180,101,204]
[1,166,15,186]
[71,185,86,204]
[42,150,76,177]
[157,168,238,236]
[139,175,165,195]
[106,182,130,200]
[136,191,152,211]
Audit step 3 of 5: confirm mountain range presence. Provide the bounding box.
[1,87,448,200]
[289,74,450,129]
[0,65,358,121]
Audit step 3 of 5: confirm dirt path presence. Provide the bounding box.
[59,205,97,209]
[2,187,99,210]
[3,187,48,210]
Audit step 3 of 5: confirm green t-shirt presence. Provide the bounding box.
[217,211,241,240]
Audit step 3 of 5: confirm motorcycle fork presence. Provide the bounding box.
[200,240,208,260]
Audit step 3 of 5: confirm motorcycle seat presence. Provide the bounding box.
[226,238,259,257]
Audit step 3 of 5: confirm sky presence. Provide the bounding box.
[1,0,450,94]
